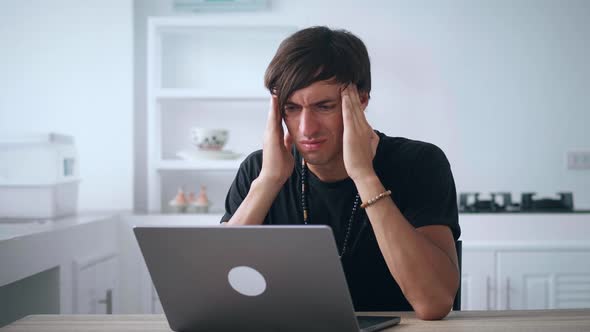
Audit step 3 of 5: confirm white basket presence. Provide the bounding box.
[0,181,80,219]
[0,133,80,219]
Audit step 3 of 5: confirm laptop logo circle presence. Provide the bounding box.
[227,266,267,296]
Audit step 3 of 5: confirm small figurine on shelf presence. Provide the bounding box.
[168,187,187,213]
[187,185,210,214]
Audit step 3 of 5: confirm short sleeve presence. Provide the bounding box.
[220,151,262,224]
[402,144,461,240]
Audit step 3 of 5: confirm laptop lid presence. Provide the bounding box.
[134,225,395,332]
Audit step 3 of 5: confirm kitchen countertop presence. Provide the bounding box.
[0,211,128,242]
[460,210,590,214]
[0,212,122,287]
[459,213,590,243]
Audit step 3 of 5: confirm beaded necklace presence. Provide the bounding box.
[300,159,360,258]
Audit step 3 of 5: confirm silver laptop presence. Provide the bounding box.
[134,225,400,332]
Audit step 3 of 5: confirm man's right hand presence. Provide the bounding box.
[259,95,295,185]
[225,96,293,226]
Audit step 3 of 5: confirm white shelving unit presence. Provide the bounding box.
[146,17,296,213]
[156,159,243,171]
[155,88,270,100]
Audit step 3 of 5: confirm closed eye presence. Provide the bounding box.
[284,105,301,113]
[316,104,336,111]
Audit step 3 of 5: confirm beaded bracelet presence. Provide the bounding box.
[360,190,392,209]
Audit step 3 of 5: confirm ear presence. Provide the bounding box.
[359,91,369,111]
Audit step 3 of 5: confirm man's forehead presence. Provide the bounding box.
[287,80,343,104]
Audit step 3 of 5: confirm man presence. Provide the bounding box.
[220,26,461,320]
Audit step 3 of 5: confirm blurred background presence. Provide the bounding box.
[0,0,589,327]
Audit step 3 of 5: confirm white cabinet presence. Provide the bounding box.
[461,249,496,310]
[120,214,590,313]
[146,17,297,213]
[0,214,120,320]
[114,214,590,313]
[497,250,590,310]
[461,244,590,311]
[73,254,118,314]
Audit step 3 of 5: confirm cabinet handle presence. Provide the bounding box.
[98,289,113,314]
[506,278,511,310]
[486,276,495,310]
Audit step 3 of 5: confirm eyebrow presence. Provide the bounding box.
[285,98,339,106]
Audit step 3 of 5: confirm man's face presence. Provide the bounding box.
[282,80,345,167]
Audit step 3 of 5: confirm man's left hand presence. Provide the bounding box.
[341,84,379,182]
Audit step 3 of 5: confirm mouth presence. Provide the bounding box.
[300,139,326,152]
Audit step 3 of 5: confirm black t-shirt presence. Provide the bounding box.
[220,130,461,311]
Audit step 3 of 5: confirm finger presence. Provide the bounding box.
[341,85,356,127]
[266,96,276,130]
[344,86,367,134]
[266,95,283,133]
[347,84,372,129]
[283,131,293,151]
[264,97,285,149]
[349,84,363,112]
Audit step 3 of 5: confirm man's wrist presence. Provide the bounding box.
[353,173,388,206]
[253,175,287,194]
[351,170,380,187]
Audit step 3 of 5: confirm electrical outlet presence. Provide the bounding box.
[567,150,590,170]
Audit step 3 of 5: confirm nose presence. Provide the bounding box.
[299,108,320,138]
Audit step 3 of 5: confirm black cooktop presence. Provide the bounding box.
[458,192,583,213]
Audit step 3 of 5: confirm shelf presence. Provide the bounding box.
[157,159,242,171]
[150,17,293,29]
[155,88,269,100]
[146,17,297,213]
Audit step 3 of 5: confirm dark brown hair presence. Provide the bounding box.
[264,26,371,113]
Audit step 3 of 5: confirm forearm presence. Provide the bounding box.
[355,175,459,319]
[226,176,283,226]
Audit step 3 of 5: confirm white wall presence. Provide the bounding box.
[134,0,590,210]
[0,0,133,211]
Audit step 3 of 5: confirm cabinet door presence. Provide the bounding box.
[461,249,496,310]
[73,255,118,314]
[497,250,590,310]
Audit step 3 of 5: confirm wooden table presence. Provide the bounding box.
[2,310,590,331]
